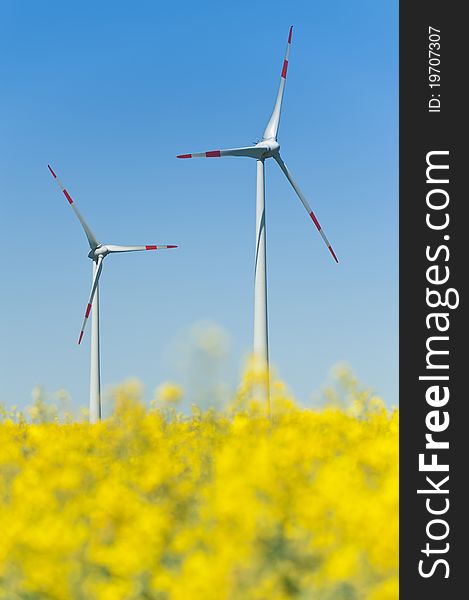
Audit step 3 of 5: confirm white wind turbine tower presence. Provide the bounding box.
[177,27,338,403]
[48,165,177,422]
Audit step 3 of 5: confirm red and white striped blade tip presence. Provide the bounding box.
[177,150,221,158]
[308,212,339,263]
[288,26,293,43]
[329,246,339,263]
[78,331,84,345]
[48,164,57,178]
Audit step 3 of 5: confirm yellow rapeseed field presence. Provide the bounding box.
[0,365,398,600]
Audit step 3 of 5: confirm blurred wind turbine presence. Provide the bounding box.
[177,27,338,405]
[48,165,177,422]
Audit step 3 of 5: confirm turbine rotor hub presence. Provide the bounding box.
[256,139,280,158]
[88,245,109,259]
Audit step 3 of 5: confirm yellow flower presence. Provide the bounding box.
[0,368,398,599]
[154,382,184,406]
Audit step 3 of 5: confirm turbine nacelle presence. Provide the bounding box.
[88,245,109,260]
[255,139,280,159]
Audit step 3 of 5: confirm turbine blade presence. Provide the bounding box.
[105,244,178,253]
[177,146,263,159]
[78,256,104,345]
[262,26,293,141]
[48,165,100,250]
[274,154,338,263]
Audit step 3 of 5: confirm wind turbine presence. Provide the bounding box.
[48,165,177,422]
[177,27,338,402]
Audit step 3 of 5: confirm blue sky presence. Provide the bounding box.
[0,0,398,409]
